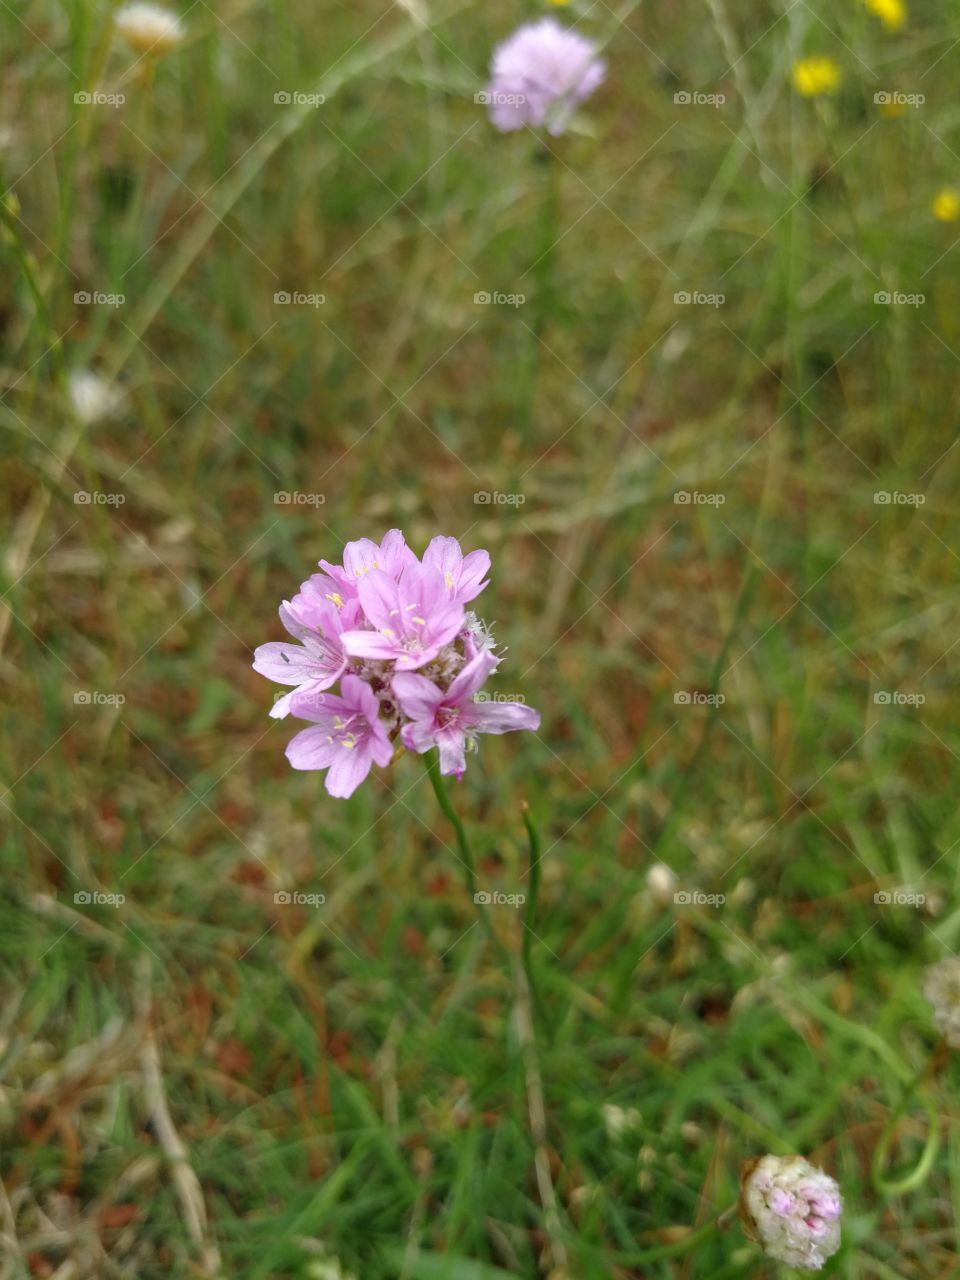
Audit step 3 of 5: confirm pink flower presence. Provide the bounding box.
[285,676,394,798]
[485,18,606,136]
[253,595,359,719]
[341,561,465,671]
[318,528,415,598]
[422,535,490,603]
[254,531,540,796]
[393,651,541,778]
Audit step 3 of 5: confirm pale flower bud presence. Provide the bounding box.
[923,956,960,1049]
[740,1154,842,1271]
[646,862,677,906]
[114,4,186,55]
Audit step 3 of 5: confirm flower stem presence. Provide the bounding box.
[520,801,543,1010]
[872,1052,942,1196]
[424,752,501,953]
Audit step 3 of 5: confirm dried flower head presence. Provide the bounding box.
[484,18,605,135]
[114,4,185,55]
[923,956,960,1048]
[254,531,541,797]
[791,57,842,98]
[740,1154,842,1271]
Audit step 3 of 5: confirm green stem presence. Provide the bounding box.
[520,800,542,1001]
[424,752,502,955]
[872,1053,942,1197]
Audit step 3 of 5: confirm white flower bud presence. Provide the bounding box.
[923,956,960,1049]
[740,1154,842,1271]
[646,862,677,906]
[114,4,185,55]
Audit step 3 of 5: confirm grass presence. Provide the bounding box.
[2,0,960,1276]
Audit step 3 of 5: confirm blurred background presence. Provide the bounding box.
[2,0,959,1276]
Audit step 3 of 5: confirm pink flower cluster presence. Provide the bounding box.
[484,17,606,135]
[254,531,541,798]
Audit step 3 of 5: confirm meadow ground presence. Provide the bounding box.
[2,0,960,1276]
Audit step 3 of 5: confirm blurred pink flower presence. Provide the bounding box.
[485,18,605,135]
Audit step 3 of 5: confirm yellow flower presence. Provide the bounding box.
[791,57,842,98]
[548,0,573,5]
[932,189,960,222]
[865,0,907,32]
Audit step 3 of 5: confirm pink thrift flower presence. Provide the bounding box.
[740,1155,842,1271]
[318,528,415,598]
[252,596,359,719]
[393,651,541,778]
[254,531,540,796]
[422,535,490,603]
[341,562,465,671]
[285,676,393,798]
[485,18,606,136]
